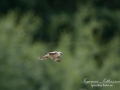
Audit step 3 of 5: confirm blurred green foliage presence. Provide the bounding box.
[0,0,120,90]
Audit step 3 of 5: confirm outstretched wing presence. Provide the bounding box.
[48,51,57,55]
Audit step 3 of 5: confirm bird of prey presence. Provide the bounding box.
[37,51,62,62]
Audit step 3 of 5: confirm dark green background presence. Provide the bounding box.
[0,0,120,90]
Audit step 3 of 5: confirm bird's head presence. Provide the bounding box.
[59,52,62,55]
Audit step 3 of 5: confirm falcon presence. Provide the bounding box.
[37,51,62,62]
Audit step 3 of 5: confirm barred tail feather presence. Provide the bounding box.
[37,56,48,60]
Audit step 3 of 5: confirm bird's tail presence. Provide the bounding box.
[37,56,48,60]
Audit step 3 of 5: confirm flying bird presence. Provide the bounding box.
[37,51,62,62]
